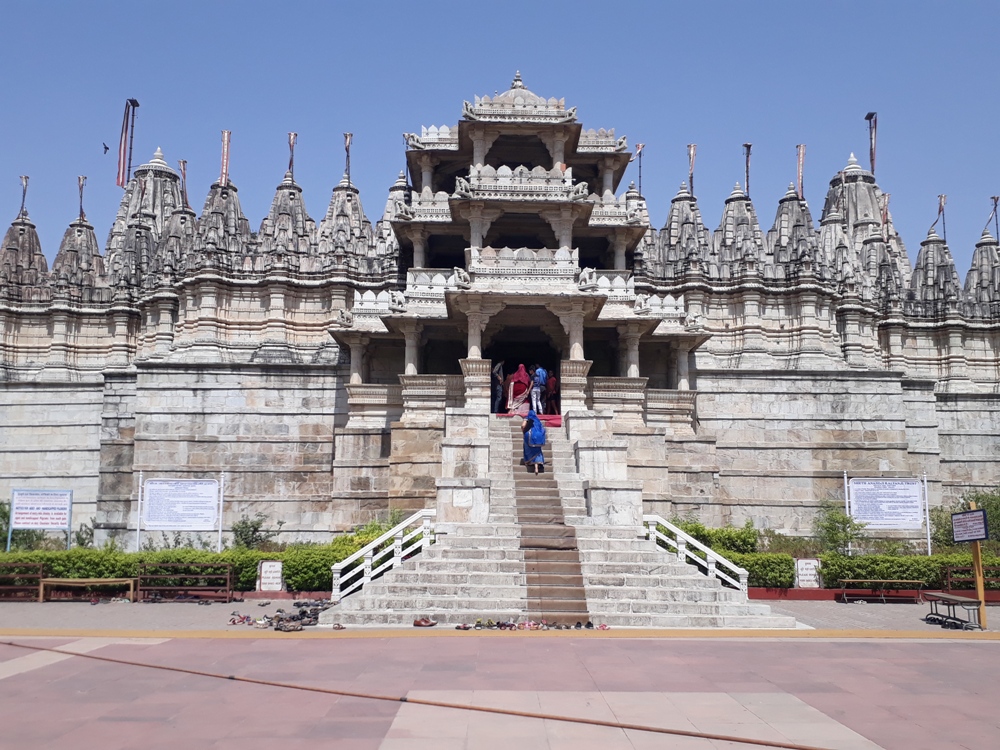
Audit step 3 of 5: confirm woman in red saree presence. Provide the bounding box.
[506,364,531,416]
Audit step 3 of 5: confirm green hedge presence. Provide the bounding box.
[719,551,795,588]
[819,553,1000,590]
[670,519,758,554]
[0,539,378,592]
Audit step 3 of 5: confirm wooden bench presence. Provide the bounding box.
[39,577,137,603]
[839,578,926,604]
[944,566,1000,593]
[0,562,44,600]
[924,591,983,630]
[138,562,233,603]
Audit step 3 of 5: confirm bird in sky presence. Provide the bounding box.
[103,143,109,154]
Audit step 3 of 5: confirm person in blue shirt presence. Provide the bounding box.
[530,363,547,414]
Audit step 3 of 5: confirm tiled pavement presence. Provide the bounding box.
[1,600,998,749]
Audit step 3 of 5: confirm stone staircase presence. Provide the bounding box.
[320,415,796,629]
[509,420,589,625]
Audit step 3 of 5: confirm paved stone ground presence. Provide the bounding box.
[0,599,986,633]
[0,601,997,749]
[0,633,997,749]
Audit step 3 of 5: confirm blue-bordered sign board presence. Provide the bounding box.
[952,509,989,544]
[7,488,73,551]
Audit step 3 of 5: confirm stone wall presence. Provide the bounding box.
[125,364,347,544]
[0,380,103,538]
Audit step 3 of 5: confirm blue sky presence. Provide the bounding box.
[2,1,998,274]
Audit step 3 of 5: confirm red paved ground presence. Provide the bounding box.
[0,635,996,749]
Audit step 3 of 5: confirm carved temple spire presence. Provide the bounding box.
[907,228,963,317]
[712,182,764,273]
[0,204,48,288]
[197,176,253,259]
[964,229,1000,316]
[317,172,374,264]
[765,183,822,279]
[258,170,316,258]
[51,216,106,289]
[650,182,710,280]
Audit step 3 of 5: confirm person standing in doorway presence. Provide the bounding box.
[545,372,559,415]
[530,362,547,415]
[491,360,505,414]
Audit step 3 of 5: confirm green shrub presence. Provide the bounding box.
[669,519,758,554]
[930,488,1000,555]
[720,551,796,588]
[819,553,1000,590]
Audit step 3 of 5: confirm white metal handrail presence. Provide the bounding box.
[331,509,436,602]
[643,515,749,593]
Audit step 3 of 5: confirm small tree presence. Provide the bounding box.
[814,501,867,555]
[231,512,285,550]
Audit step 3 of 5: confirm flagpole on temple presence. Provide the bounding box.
[77,176,86,221]
[865,112,877,176]
[288,132,297,180]
[126,99,140,183]
[743,143,752,198]
[687,144,696,196]
[344,132,353,185]
[796,144,806,200]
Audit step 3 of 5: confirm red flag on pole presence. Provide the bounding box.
[116,101,132,188]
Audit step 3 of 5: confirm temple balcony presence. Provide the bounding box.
[576,127,628,154]
[454,165,591,204]
[391,190,452,225]
[404,268,461,310]
[403,125,459,151]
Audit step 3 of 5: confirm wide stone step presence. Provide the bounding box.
[357,583,527,598]
[585,599,773,616]
[584,586,746,603]
[527,573,585,587]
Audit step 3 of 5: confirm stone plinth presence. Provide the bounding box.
[459,358,491,411]
[399,375,460,426]
[559,359,592,414]
[588,377,647,423]
[345,384,403,429]
[436,477,491,525]
[583,479,644,526]
[576,438,630,481]
[645,388,697,435]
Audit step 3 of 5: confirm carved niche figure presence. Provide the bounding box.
[578,266,597,291]
[453,267,472,289]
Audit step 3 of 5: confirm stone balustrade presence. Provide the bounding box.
[392,191,452,223]
[645,388,697,434]
[455,165,589,202]
[467,246,578,273]
[594,270,635,300]
[576,128,628,154]
[345,383,404,428]
[404,268,458,303]
[587,377,648,423]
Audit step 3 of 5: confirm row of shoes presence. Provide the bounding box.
[454,619,610,631]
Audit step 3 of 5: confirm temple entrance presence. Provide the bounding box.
[484,328,562,416]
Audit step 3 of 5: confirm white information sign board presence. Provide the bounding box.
[142,479,220,531]
[952,509,989,543]
[848,479,925,530]
[10,489,73,530]
[256,560,285,592]
[795,558,822,589]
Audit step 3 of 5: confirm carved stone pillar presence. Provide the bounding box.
[471,129,499,167]
[544,205,574,250]
[601,157,616,198]
[617,324,641,378]
[676,345,691,391]
[466,312,485,359]
[459,358,492,411]
[559,359,592,414]
[418,155,436,193]
[408,228,428,269]
[345,334,369,384]
[463,203,501,250]
[612,231,628,271]
[400,321,423,375]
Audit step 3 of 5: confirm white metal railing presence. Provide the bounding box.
[643,515,749,593]
[331,510,436,602]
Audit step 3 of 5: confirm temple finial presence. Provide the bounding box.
[511,71,524,89]
[18,175,28,217]
[77,176,87,221]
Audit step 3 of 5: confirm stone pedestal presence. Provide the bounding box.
[459,358,491,412]
[559,359,592,414]
[399,375,452,426]
[588,377,647,423]
[345,384,403,429]
[436,478,491,525]
[583,479,644,526]
[645,388,697,435]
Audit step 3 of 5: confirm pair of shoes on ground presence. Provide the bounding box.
[413,617,438,627]
[275,620,303,632]
[330,623,346,630]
